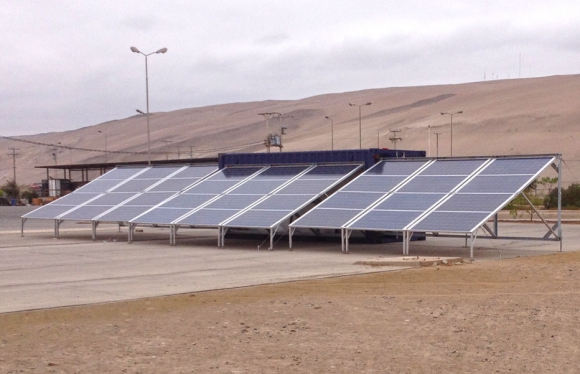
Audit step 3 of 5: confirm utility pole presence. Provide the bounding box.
[8,148,19,183]
[434,132,442,158]
[389,130,403,150]
[259,112,282,153]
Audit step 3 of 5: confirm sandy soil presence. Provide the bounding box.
[1,251,580,373]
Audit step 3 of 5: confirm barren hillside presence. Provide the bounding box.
[1,74,579,186]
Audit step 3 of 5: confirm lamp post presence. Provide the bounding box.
[349,102,372,149]
[131,46,168,165]
[440,111,463,156]
[324,116,334,150]
[97,130,108,163]
[434,132,442,158]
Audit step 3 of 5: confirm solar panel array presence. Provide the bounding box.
[130,166,264,224]
[222,164,362,229]
[22,167,146,220]
[348,159,488,231]
[290,156,556,235]
[22,165,218,221]
[289,160,430,229]
[411,157,554,233]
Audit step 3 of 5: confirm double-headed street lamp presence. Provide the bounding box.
[349,102,372,149]
[97,130,108,163]
[324,116,334,150]
[130,46,168,165]
[440,111,463,157]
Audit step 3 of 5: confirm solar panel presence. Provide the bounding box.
[177,209,240,226]
[123,192,175,206]
[147,178,204,192]
[135,166,183,179]
[88,193,135,206]
[224,209,291,228]
[130,166,266,225]
[346,159,487,232]
[223,164,362,229]
[97,168,144,180]
[171,165,218,178]
[173,165,310,227]
[97,206,154,222]
[60,205,117,220]
[75,179,126,193]
[290,160,428,230]
[133,207,191,224]
[110,179,160,193]
[408,156,556,234]
[22,205,78,219]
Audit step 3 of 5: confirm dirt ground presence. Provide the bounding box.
[1,251,580,374]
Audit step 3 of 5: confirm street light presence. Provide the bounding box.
[440,111,463,157]
[131,46,168,165]
[97,130,108,163]
[325,116,334,150]
[349,102,372,149]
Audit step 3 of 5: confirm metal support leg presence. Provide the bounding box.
[54,220,62,239]
[470,233,475,260]
[289,226,295,249]
[268,226,279,251]
[91,221,98,241]
[343,229,352,253]
[128,223,136,244]
[21,218,26,237]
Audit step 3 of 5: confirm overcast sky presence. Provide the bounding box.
[1,1,579,136]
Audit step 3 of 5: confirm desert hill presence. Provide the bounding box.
[1,74,579,187]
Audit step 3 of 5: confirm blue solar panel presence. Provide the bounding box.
[349,210,421,231]
[412,212,490,232]
[275,179,337,194]
[88,193,135,206]
[183,180,240,194]
[171,165,217,178]
[177,209,240,226]
[436,193,512,212]
[98,168,145,180]
[97,206,153,222]
[147,178,202,192]
[317,192,385,209]
[132,207,191,224]
[203,194,263,209]
[365,160,428,176]
[290,208,361,229]
[59,205,113,221]
[110,179,159,193]
[251,194,316,210]
[49,193,100,206]
[123,192,175,206]
[420,159,487,175]
[159,194,216,209]
[136,166,183,179]
[459,175,533,194]
[75,179,124,193]
[228,180,288,194]
[23,205,77,219]
[375,193,444,211]
[299,164,360,179]
[398,176,467,193]
[209,167,263,180]
[480,157,553,175]
[341,176,406,193]
[254,166,308,178]
[225,209,292,228]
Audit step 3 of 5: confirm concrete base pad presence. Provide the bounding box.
[355,256,465,267]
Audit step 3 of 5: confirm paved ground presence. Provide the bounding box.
[0,206,574,314]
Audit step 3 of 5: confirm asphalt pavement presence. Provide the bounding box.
[0,206,577,313]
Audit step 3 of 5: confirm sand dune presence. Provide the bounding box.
[1,74,578,186]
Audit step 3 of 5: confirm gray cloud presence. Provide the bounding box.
[1,0,579,135]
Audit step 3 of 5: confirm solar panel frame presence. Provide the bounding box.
[406,156,556,234]
[290,160,431,230]
[345,158,489,232]
[223,163,364,229]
